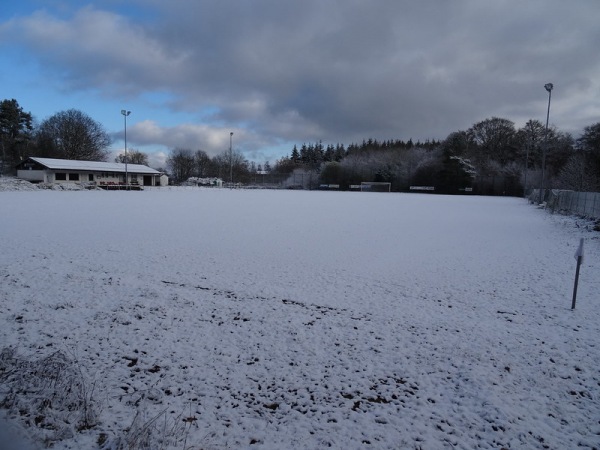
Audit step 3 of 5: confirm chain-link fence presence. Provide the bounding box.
[530,189,600,220]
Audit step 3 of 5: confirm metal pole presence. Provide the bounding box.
[571,254,582,310]
[524,142,529,198]
[125,114,128,189]
[571,238,584,310]
[229,131,233,188]
[121,110,131,189]
[539,83,553,204]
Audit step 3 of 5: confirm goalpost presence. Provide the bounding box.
[360,182,391,192]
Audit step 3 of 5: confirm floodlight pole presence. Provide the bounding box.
[524,141,530,197]
[229,131,234,188]
[121,109,131,189]
[539,83,553,204]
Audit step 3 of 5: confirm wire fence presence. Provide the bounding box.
[529,189,600,220]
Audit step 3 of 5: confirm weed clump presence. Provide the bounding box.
[0,347,99,445]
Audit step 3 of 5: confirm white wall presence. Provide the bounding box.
[16,170,46,182]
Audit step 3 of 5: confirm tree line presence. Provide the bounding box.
[273,118,600,195]
[2,98,599,194]
[166,147,281,185]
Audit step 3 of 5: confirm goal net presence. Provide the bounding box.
[360,182,391,192]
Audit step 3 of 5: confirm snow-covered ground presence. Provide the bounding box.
[1,180,599,449]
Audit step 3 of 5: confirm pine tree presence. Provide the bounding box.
[290,145,300,164]
[0,99,34,173]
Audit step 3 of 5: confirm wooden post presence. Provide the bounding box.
[571,238,584,310]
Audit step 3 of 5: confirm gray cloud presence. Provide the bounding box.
[2,0,599,159]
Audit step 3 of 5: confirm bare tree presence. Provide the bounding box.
[441,131,471,156]
[37,109,110,161]
[515,120,545,168]
[575,122,600,188]
[166,148,196,184]
[115,149,149,165]
[557,153,598,191]
[194,149,211,177]
[212,149,250,184]
[467,117,517,173]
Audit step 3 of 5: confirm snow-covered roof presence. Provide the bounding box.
[27,157,161,175]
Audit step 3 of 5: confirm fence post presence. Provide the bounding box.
[569,191,573,212]
[571,238,584,310]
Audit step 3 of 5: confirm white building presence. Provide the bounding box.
[16,157,168,188]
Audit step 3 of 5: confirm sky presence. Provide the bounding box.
[1,0,599,169]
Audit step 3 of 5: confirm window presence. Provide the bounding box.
[55,173,67,180]
[69,173,80,181]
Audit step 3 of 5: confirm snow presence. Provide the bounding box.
[24,157,161,174]
[1,181,599,449]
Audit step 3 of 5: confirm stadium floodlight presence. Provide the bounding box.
[229,132,234,189]
[121,110,131,190]
[539,83,553,204]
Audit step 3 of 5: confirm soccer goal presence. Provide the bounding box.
[360,182,391,192]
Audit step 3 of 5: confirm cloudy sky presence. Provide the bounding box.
[1,0,599,168]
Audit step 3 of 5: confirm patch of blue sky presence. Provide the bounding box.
[1,1,161,33]
[0,1,38,19]
[0,50,57,122]
[1,0,79,21]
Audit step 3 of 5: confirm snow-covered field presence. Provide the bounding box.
[1,181,599,450]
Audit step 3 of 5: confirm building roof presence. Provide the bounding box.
[27,157,161,175]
